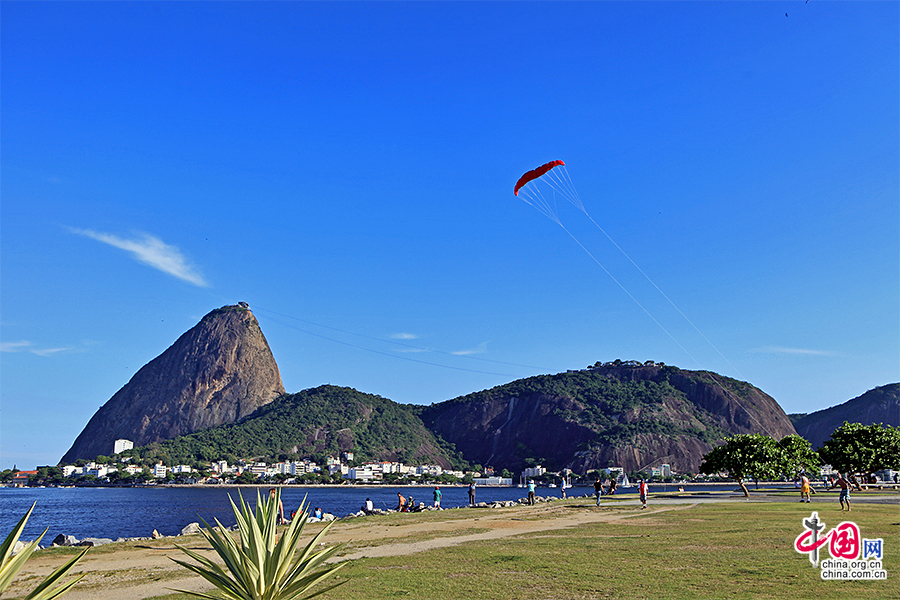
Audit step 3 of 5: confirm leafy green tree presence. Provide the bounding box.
[818,422,900,481]
[235,471,257,485]
[699,434,781,497]
[776,435,820,478]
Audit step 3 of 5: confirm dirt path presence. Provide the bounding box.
[9,502,689,600]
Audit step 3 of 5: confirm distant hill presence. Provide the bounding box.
[61,305,285,463]
[60,303,807,474]
[419,363,797,474]
[791,383,900,449]
[126,385,466,469]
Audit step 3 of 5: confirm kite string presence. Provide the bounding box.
[519,167,784,448]
[551,220,703,367]
[526,164,742,379]
[251,306,551,371]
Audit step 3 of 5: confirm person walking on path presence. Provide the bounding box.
[527,480,536,505]
[829,475,852,512]
[638,479,649,510]
[799,474,815,503]
[433,486,442,509]
[593,477,604,506]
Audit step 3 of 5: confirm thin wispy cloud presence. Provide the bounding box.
[0,341,32,353]
[391,333,418,340]
[30,347,73,357]
[752,346,839,357]
[70,228,208,287]
[453,341,489,356]
[1,341,73,356]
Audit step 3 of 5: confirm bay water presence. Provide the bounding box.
[0,485,591,541]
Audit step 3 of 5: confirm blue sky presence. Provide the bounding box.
[2,1,897,470]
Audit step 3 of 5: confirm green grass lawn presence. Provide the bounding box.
[153,500,897,600]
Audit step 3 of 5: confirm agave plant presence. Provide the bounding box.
[0,502,88,600]
[171,489,346,600]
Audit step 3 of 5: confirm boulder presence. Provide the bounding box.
[52,534,79,547]
[151,529,163,539]
[180,522,202,536]
[78,537,114,547]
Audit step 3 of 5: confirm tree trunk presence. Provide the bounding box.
[738,478,750,497]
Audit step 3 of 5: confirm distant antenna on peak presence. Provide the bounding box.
[238,301,250,309]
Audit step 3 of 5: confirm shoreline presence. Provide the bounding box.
[10,480,891,490]
[8,493,899,600]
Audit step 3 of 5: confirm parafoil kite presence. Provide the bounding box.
[514,160,565,196]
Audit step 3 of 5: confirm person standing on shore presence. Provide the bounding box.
[396,492,407,512]
[593,477,604,506]
[638,479,649,510]
[268,488,285,525]
[527,480,536,505]
[468,481,476,506]
[433,486,442,509]
[829,475,851,512]
[608,477,618,495]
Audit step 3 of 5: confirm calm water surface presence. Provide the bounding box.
[0,485,589,541]
[1,482,760,541]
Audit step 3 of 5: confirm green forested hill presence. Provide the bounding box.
[419,363,796,473]
[124,385,466,468]
[120,364,796,474]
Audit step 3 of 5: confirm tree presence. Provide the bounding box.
[776,435,820,479]
[235,471,257,485]
[818,422,900,481]
[698,434,781,497]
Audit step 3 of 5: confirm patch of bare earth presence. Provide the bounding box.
[8,503,692,600]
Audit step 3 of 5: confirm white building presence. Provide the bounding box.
[474,476,513,486]
[523,466,546,478]
[113,439,134,454]
[87,466,116,478]
[153,464,168,478]
[416,465,443,477]
[347,466,375,481]
[329,464,349,476]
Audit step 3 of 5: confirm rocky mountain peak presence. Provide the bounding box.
[61,304,285,462]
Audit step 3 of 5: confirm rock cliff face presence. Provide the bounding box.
[421,364,797,474]
[791,383,900,449]
[61,305,285,462]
